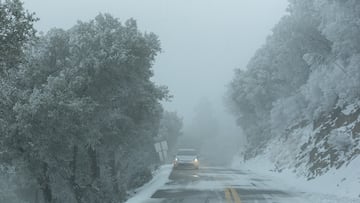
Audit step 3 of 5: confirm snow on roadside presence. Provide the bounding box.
[125,165,172,203]
[231,154,360,201]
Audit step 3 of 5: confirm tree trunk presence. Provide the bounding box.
[88,147,99,180]
[87,147,100,203]
[70,145,83,203]
[34,188,39,203]
[39,162,52,203]
[110,151,120,196]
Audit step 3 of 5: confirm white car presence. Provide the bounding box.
[173,149,199,169]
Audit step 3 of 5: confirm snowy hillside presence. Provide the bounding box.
[233,101,360,198]
[227,0,360,198]
[232,153,360,200]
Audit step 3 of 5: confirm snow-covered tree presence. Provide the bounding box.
[0,0,37,73]
[226,0,360,161]
[1,10,168,202]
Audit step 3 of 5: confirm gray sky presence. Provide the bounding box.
[22,0,288,130]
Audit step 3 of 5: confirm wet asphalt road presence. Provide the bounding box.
[148,166,300,203]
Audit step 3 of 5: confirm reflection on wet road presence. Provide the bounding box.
[147,166,301,203]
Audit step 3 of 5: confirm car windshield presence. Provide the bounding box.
[177,150,196,156]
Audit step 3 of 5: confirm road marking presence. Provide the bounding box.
[224,188,242,203]
[225,188,233,203]
[230,188,242,203]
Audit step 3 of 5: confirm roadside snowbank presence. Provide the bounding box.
[232,154,360,199]
[125,165,172,203]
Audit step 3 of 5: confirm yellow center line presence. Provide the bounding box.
[224,188,233,203]
[230,188,242,203]
[224,187,242,203]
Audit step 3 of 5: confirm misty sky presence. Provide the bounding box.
[22,0,288,129]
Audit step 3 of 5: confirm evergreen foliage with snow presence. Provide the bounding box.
[0,1,169,202]
[227,0,360,176]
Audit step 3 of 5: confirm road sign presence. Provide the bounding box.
[160,141,168,151]
[154,142,161,152]
[154,140,168,163]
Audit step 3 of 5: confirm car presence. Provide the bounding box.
[173,148,199,169]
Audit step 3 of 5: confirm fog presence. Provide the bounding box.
[4,1,360,202]
[22,0,288,158]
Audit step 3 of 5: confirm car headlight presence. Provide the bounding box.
[193,158,198,162]
[174,158,178,162]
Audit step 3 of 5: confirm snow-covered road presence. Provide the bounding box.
[126,164,360,203]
